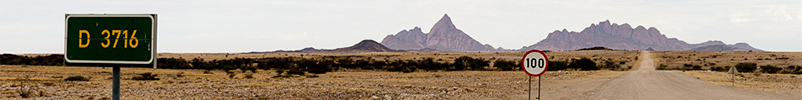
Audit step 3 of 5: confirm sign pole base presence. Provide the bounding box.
[528,76,531,100]
[538,76,541,100]
[113,66,120,100]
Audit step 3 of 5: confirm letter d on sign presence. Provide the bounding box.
[78,30,90,48]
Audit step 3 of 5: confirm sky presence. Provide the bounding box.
[2,0,801,53]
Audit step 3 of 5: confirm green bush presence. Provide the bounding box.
[132,72,160,80]
[64,76,90,81]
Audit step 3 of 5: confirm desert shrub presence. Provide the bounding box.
[403,66,418,73]
[692,65,702,70]
[760,65,780,74]
[569,57,598,70]
[15,75,40,98]
[308,66,330,74]
[306,74,319,78]
[132,72,160,80]
[244,73,254,79]
[157,58,192,69]
[64,76,90,81]
[599,60,622,70]
[734,63,758,72]
[710,67,726,72]
[240,66,259,73]
[221,65,237,72]
[1,54,64,66]
[286,69,305,75]
[547,61,568,71]
[453,56,489,71]
[493,59,518,71]
[657,64,668,70]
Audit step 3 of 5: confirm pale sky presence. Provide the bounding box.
[2,0,801,53]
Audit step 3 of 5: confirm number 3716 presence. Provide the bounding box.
[77,29,139,48]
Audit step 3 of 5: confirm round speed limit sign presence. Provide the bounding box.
[521,50,549,77]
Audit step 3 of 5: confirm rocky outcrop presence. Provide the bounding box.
[521,20,763,51]
[381,14,496,51]
[333,39,398,52]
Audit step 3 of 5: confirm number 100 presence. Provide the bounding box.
[526,58,545,68]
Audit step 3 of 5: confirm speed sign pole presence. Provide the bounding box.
[521,50,549,100]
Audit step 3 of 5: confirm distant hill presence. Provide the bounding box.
[381,14,497,51]
[577,46,613,51]
[520,20,763,51]
[332,39,398,52]
[252,39,397,53]
[690,45,750,51]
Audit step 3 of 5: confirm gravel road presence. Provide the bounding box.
[591,51,796,100]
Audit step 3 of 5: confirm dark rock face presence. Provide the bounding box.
[381,14,495,51]
[333,39,397,52]
[520,20,762,51]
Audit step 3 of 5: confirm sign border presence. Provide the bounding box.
[521,50,549,77]
[64,14,157,65]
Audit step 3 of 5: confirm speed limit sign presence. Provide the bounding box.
[521,50,549,77]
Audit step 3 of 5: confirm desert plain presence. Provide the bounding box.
[1,50,801,99]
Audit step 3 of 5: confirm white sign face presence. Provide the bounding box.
[521,50,549,77]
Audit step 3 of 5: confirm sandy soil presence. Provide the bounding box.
[5,50,797,99]
[0,65,622,99]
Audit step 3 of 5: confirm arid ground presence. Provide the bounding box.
[1,50,800,99]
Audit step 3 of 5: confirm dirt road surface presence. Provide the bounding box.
[524,51,798,100]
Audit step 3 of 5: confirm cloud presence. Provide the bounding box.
[764,5,796,21]
[729,13,751,23]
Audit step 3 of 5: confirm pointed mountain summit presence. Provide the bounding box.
[381,14,495,51]
[431,14,457,31]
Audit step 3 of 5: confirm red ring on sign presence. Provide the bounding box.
[521,50,549,77]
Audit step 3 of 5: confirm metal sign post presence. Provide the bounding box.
[65,14,158,100]
[521,50,549,100]
[113,66,120,99]
[727,66,738,86]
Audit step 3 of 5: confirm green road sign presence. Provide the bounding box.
[64,14,157,67]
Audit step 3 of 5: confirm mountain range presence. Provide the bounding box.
[272,14,763,52]
[519,20,762,51]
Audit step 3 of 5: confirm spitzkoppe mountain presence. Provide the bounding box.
[520,20,763,51]
[380,14,496,51]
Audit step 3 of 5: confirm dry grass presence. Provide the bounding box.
[2,50,636,99]
[652,51,802,70]
[0,65,623,99]
[683,71,802,96]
